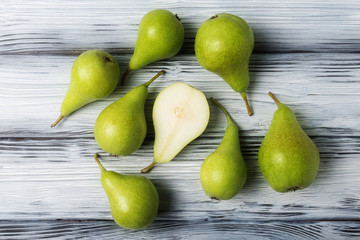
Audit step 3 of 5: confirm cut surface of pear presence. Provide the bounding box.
[141,82,210,173]
[195,13,254,116]
[94,153,159,230]
[94,71,164,156]
[121,9,184,84]
[258,92,320,193]
[51,49,120,127]
[200,98,247,200]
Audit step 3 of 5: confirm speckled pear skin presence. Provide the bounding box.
[51,49,120,127]
[258,93,320,193]
[61,50,120,117]
[94,154,159,230]
[94,85,148,156]
[200,98,247,200]
[195,13,254,115]
[129,9,184,70]
[94,71,164,156]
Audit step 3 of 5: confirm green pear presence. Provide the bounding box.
[141,82,210,173]
[94,153,159,230]
[51,49,120,127]
[200,98,247,200]
[94,70,164,156]
[195,13,254,116]
[258,92,320,193]
[121,9,184,84]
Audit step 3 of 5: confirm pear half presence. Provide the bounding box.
[141,82,210,173]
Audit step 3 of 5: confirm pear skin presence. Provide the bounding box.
[52,50,120,127]
[94,70,164,156]
[195,13,254,116]
[258,92,320,193]
[121,9,184,84]
[200,98,247,200]
[94,154,159,230]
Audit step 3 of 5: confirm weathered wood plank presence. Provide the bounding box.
[0,53,359,136]
[0,220,359,239]
[0,135,359,221]
[1,0,360,54]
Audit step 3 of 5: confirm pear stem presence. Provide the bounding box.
[241,92,253,116]
[94,153,106,172]
[268,92,281,105]
[51,115,64,128]
[141,161,156,174]
[120,66,131,86]
[143,70,165,88]
[210,97,234,124]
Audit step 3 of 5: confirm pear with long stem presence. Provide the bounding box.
[94,153,159,230]
[195,13,254,116]
[200,98,247,200]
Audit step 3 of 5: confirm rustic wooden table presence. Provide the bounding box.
[1,0,359,239]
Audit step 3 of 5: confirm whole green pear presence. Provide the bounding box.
[121,9,184,84]
[258,92,320,193]
[94,70,164,156]
[195,13,254,116]
[200,98,247,200]
[51,49,120,127]
[94,153,159,230]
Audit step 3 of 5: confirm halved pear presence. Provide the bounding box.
[141,82,210,173]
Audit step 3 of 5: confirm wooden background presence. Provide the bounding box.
[1,0,360,239]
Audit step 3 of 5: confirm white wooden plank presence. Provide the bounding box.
[1,0,360,54]
[0,134,359,220]
[0,220,359,239]
[0,53,359,136]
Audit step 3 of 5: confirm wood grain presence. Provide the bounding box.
[0,220,359,239]
[0,53,359,134]
[0,0,359,239]
[1,52,359,238]
[1,0,360,54]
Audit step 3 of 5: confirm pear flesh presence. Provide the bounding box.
[195,13,254,116]
[200,98,247,200]
[142,82,210,173]
[94,154,159,230]
[94,71,164,156]
[258,92,320,193]
[52,49,120,127]
[121,9,184,84]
